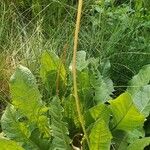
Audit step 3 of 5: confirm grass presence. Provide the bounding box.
[79,2,150,94]
[0,0,76,107]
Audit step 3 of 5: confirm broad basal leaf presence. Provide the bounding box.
[76,51,89,71]
[1,105,39,149]
[29,128,51,150]
[112,130,129,150]
[40,51,66,95]
[91,70,114,103]
[84,103,110,128]
[109,92,145,131]
[127,137,150,150]
[126,128,145,143]
[10,65,50,137]
[112,127,145,150]
[127,64,150,96]
[49,97,71,150]
[100,59,111,78]
[133,85,150,117]
[0,137,24,150]
[89,119,112,150]
[127,64,150,118]
[113,128,145,150]
[40,51,66,82]
[70,51,89,72]
[63,94,80,129]
[77,71,94,109]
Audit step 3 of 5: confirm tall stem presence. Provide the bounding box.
[72,0,90,148]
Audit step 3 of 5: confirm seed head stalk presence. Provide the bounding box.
[72,0,90,148]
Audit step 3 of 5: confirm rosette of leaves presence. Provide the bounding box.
[1,51,150,150]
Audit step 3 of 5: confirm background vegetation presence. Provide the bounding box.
[0,0,150,149]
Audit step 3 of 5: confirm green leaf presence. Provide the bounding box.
[109,92,145,131]
[89,119,112,150]
[40,51,66,96]
[89,59,114,103]
[100,59,111,78]
[112,128,145,150]
[91,71,114,103]
[127,64,150,96]
[63,95,80,129]
[77,71,94,109]
[49,97,71,150]
[127,137,150,150]
[84,103,110,128]
[40,51,66,82]
[1,105,39,149]
[0,137,24,150]
[112,130,128,150]
[127,128,145,143]
[76,51,89,71]
[77,71,91,94]
[70,51,89,72]
[127,65,150,118]
[133,85,150,117]
[29,128,51,150]
[10,65,50,137]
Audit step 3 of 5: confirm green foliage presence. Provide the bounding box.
[76,51,89,72]
[127,137,150,150]
[1,0,150,149]
[89,119,112,150]
[84,103,110,128]
[91,70,114,103]
[10,65,50,137]
[49,97,71,150]
[63,94,80,130]
[109,92,145,131]
[0,137,24,150]
[133,85,150,117]
[0,51,150,150]
[40,51,66,83]
[1,105,49,150]
[127,64,150,118]
[1,106,32,147]
[127,64,150,96]
[40,51,66,96]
